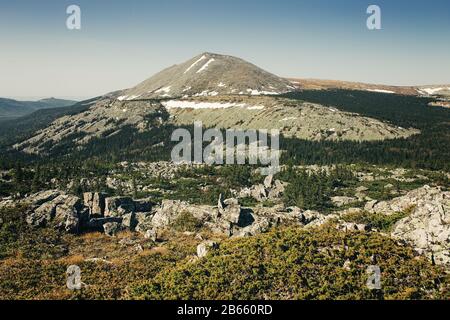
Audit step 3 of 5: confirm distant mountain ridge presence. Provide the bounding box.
[288,78,450,97]
[0,97,77,119]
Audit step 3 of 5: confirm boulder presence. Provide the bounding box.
[52,195,87,233]
[234,217,271,237]
[338,222,369,232]
[250,184,267,202]
[104,196,135,217]
[134,212,154,232]
[103,222,121,236]
[204,220,233,237]
[87,217,122,230]
[83,192,93,207]
[144,228,158,242]
[122,213,137,230]
[364,186,450,266]
[151,200,188,229]
[219,197,243,225]
[197,241,219,258]
[25,192,87,233]
[26,190,61,207]
[238,188,252,198]
[0,198,14,209]
[267,180,286,200]
[364,200,378,211]
[356,186,369,193]
[331,196,357,208]
[217,193,225,212]
[263,175,274,189]
[300,210,339,228]
[367,185,443,216]
[238,178,286,202]
[83,192,106,216]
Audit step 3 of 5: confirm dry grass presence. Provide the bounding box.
[79,231,106,240]
[60,254,85,265]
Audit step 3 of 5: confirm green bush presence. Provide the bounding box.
[171,212,204,233]
[342,210,412,232]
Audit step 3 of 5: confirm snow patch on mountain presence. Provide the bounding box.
[366,89,395,94]
[197,58,215,73]
[418,87,450,95]
[163,100,244,110]
[162,100,266,110]
[246,89,280,96]
[155,86,172,94]
[184,55,206,74]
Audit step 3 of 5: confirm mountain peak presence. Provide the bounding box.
[117,52,296,100]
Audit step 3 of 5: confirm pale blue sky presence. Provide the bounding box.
[0,0,449,100]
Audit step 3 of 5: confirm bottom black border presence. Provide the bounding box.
[0,300,448,318]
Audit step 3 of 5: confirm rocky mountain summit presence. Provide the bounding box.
[117,52,296,100]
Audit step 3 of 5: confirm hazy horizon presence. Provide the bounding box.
[1,0,449,99]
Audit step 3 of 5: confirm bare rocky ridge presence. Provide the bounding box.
[164,96,418,141]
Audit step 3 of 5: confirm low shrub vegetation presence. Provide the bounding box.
[129,226,449,300]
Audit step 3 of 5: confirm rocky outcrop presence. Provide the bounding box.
[233,218,271,238]
[364,185,445,215]
[238,175,287,202]
[24,191,88,233]
[22,190,155,235]
[83,192,106,217]
[331,196,358,208]
[26,190,61,207]
[218,195,242,225]
[104,196,135,217]
[296,209,340,228]
[367,186,450,266]
[151,200,214,230]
